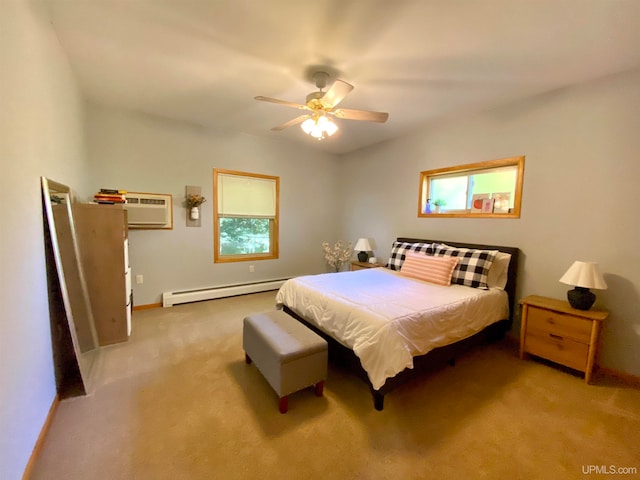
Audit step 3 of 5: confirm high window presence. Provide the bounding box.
[213,169,279,262]
[418,156,525,218]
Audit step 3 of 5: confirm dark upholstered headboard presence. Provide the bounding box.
[395,237,520,323]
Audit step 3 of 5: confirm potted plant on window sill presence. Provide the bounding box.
[433,199,446,213]
[185,194,206,220]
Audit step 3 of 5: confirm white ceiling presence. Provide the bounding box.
[45,0,640,155]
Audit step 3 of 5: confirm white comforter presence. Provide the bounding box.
[275,267,509,389]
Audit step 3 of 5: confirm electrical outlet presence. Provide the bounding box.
[249,265,255,273]
[136,274,144,284]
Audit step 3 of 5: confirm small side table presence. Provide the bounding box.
[350,261,386,271]
[519,295,608,384]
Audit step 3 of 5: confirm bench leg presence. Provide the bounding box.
[314,380,325,397]
[278,396,288,414]
[373,391,385,411]
[245,353,252,364]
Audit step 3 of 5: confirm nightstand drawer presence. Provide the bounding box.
[524,327,589,371]
[528,306,592,343]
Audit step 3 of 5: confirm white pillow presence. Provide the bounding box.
[486,251,512,289]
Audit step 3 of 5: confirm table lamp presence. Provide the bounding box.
[354,238,372,262]
[559,261,607,310]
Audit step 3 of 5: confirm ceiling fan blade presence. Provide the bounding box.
[254,96,309,110]
[321,80,354,109]
[270,114,310,131]
[332,108,389,123]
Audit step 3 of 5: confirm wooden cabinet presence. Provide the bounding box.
[350,261,386,271]
[519,295,608,383]
[73,204,131,346]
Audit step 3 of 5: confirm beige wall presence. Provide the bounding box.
[85,105,341,306]
[0,0,88,477]
[339,68,640,376]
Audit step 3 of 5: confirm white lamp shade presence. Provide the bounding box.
[354,238,372,252]
[559,261,607,290]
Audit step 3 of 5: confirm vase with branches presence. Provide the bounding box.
[322,240,353,272]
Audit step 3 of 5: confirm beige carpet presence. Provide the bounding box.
[30,291,639,479]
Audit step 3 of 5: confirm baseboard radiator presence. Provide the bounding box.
[162,278,288,307]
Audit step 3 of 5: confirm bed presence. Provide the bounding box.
[275,237,519,410]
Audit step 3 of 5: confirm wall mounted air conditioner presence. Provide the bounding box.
[123,192,173,229]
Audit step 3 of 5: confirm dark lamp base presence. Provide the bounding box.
[357,251,368,262]
[567,287,596,310]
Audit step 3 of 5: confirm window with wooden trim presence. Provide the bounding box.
[213,169,279,262]
[418,156,525,218]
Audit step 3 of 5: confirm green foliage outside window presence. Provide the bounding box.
[219,217,270,255]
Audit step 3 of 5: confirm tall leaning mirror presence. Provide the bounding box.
[41,177,99,396]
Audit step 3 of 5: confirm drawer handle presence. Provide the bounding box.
[546,318,555,325]
[549,333,563,340]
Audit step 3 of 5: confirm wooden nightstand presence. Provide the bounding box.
[519,295,608,383]
[350,261,386,271]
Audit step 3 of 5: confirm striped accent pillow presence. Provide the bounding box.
[399,252,459,286]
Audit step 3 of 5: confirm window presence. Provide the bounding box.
[418,156,524,218]
[213,169,279,262]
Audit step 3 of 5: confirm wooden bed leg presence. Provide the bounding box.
[373,392,385,411]
[314,381,325,397]
[279,396,288,414]
[245,353,252,364]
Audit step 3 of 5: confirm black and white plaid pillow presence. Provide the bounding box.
[387,241,436,271]
[433,245,498,289]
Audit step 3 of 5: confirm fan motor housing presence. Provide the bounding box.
[306,91,325,106]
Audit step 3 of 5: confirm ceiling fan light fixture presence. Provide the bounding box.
[326,120,338,136]
[301,117,316,134]
[257,72,387,137]
[301,115,338,140]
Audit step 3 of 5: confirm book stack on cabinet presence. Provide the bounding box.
[73,203,132,345]
[93,188,127,205]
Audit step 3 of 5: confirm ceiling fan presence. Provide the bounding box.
[254,71,389,140]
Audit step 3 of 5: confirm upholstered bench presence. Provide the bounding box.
[243,310,328,413]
